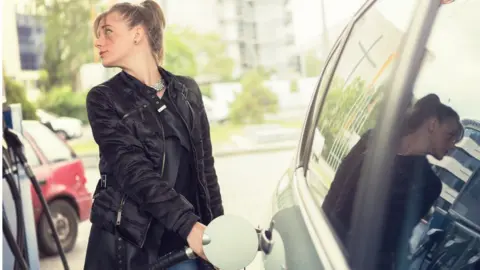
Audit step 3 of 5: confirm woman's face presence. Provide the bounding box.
[95,12,136,67]
[428,117,461,159]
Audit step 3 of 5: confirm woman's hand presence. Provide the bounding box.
[187,222,208,261]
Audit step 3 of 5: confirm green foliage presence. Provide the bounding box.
[304,49,324,77]
[37,69,49,91]
[229,69,278,124]
[191,31,235,80]
[199,84,213,98]
[164,27,234,80]
[316,76,386,165]
[290,79,299,93]
[4,76,37,120]
[318,77,367,158]
[37,86,88,123]
[163,27,198,77]
[36,0,93,91]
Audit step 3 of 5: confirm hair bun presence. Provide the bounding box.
[140,0,165,25]
[414,93,440,109]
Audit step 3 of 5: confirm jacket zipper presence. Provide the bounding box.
[116,195,126,225]
[169,82,213,220]
[122,108,138,120]
[116,107,140,226]
[158,116,166,178]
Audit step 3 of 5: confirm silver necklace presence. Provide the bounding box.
[151,78,165,92]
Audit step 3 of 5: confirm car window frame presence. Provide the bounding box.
[289,1,379,269]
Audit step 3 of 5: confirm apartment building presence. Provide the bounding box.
[2,0,45,99]
[216,0,300,77]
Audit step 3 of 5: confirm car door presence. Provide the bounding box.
[262,0,442,269]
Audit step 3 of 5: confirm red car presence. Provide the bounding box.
[21,120,92,256]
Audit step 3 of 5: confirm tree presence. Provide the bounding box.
[36,0,93,91]
[304,48,324,77]
[166,27,235,81]
[163,27,198,77]
[290,79,299,93]
[191,32,235,80]
[37,85,89,123]
[316,76,386,166]
[4,75,37,120]
[163,27,235,98]
[229,69,278,124]
[317,77,367,158]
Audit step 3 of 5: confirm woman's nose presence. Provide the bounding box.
[94,37,103,49]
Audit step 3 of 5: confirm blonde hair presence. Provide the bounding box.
[93,0,166,64]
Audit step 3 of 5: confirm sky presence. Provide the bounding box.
[292,0,364,48]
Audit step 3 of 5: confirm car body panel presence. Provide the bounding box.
[21,121,92,226]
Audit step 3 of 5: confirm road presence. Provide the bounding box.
[40,150,295,270]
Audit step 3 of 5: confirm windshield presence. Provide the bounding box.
[22,121,74,163]
[36,109,59,121]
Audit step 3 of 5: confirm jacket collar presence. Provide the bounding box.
[119,67,187,98]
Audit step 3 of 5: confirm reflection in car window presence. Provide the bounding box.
[22,122,73,163]
[412,1,480,248]
[431,126,480,211]
[306,0,415,204]
[306,0,480,269]
[21,136,41,167]
[450,169,480,231]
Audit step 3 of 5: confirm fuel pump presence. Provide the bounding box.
[3,100,69,269]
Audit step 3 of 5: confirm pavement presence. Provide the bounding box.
[40,149,296,270]
[72,124,300,163]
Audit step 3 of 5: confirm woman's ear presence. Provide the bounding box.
[133,26,146,44]
[427,118,439,134]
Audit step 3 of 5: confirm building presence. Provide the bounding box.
[156,0,219,34]
[216,0,299,77]
[2,0,45,100]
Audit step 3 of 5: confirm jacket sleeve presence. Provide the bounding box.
[189,80,224,218]
[86,86,199,240]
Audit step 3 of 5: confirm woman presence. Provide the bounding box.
[322,94,463,269]
[83,1,223,270]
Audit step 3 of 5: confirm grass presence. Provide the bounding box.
[70,140,99,155]
[69,120,303,155]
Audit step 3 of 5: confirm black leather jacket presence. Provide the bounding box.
[86,68,223,250]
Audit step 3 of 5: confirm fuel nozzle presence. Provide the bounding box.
[259,220,275,254]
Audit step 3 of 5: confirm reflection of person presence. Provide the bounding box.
[322,94,463,269]
[83,1,223,270]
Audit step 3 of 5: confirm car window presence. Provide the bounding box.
[22,122,74,163]
[306,0,416,206]
[21,136,41,167]
[307,0,480,268]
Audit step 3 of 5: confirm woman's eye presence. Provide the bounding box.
[105,29,112,35]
